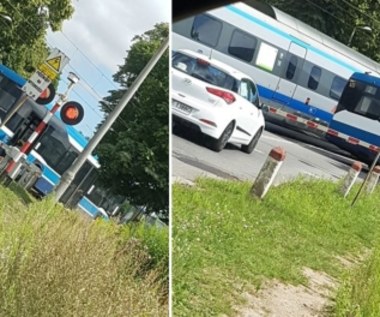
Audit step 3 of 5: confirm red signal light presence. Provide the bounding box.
[60,101,84,125]
[36,83,56,105]
[65,106,79,120]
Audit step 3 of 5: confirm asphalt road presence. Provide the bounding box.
[172,122,361,184]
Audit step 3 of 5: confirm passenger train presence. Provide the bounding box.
[172,1,380,134]
[0,64,120,219]
[328,72,380,164]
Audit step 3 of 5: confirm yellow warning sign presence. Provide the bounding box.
[38,63,58,81]
[46,56,62,72]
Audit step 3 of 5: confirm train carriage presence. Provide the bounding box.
[172,1,380,134]
[0,64,114,220]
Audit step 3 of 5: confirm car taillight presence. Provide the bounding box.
[206,87,236,104]
[196,58,210,66]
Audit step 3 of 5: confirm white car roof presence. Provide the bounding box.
[175,49,255,82]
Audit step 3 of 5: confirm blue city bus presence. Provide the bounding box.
[0,64,115,219]
[327,72,380,164]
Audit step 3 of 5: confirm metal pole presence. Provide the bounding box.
[1,81,76,179]
[54,37,169,201]
[351,150,380,207]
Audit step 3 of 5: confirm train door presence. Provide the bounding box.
[272,42,307,105]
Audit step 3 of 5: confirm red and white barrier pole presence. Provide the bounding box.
[3,102,62,178]
[2,77,78,182]
[340,161,362,198]
[251,147,286,199]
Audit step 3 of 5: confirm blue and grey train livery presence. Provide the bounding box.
[0,64,110,219]
[172,1,380,133]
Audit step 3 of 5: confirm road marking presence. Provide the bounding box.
[262,134,295,145]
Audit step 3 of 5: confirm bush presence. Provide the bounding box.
[0,188,168,317]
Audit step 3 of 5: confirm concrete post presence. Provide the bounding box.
[341,161,362,198]
[251,147,286,199]
[364,165,380,194]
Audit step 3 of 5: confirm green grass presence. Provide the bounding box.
[0,185,168,317]
[334,246,380,317]
[172,177,380,316]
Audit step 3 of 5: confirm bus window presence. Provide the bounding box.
[330,76,346,100]
[190,14,222,47]
[308,66,321,90]
[286,55,298,80]
[228,29,257,62]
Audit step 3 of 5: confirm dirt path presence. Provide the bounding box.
[236,268,338,317]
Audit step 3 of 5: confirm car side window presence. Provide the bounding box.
[240,79,259,106]
[239,81,251,100]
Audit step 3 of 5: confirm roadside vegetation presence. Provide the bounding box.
[173,177,380,316]
[0,185,168,317]
[334,246,380,317]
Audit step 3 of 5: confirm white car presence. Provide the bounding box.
[172,49,265,153]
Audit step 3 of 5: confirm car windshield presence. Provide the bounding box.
[172,52,238,92]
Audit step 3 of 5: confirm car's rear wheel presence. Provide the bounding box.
[208,121,235,152]
[241,127,263,154]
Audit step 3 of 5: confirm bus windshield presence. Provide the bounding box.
[338,79,380,120]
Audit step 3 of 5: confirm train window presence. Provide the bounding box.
[354,96,380,120]
[329,76,346,100]
[37,125,78,174]
[191,14,222,47]
[228,29,257,62]
[308,66,321,90]
[0,79,22,118]
[255,42,278,72]
[286,55,298,80]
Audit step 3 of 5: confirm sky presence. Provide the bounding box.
[46,0,170,137]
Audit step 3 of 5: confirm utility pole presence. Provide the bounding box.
[54,37,169,201]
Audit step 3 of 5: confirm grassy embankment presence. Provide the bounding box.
[173,177,380,316]
[334,246,380,317]
[0,184,168,317]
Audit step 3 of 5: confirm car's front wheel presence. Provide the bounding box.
[208,121,235,152]
[241,127,263,154]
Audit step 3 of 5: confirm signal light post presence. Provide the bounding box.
[0,72,80,183]
[54,37,169,201]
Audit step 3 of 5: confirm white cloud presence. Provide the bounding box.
[50,0,169,73]
[46,0,170,136]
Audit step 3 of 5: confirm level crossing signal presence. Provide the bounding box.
[36,83,56,105]
[60,101,84,125]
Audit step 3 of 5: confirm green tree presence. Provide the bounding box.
[96,23,169,221]
[266,0,380,62]
[0,0,74,77]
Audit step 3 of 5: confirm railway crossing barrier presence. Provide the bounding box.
[251,147,286,199]
[265,106,380,153]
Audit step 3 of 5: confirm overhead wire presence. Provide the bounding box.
[2,0,136,133]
